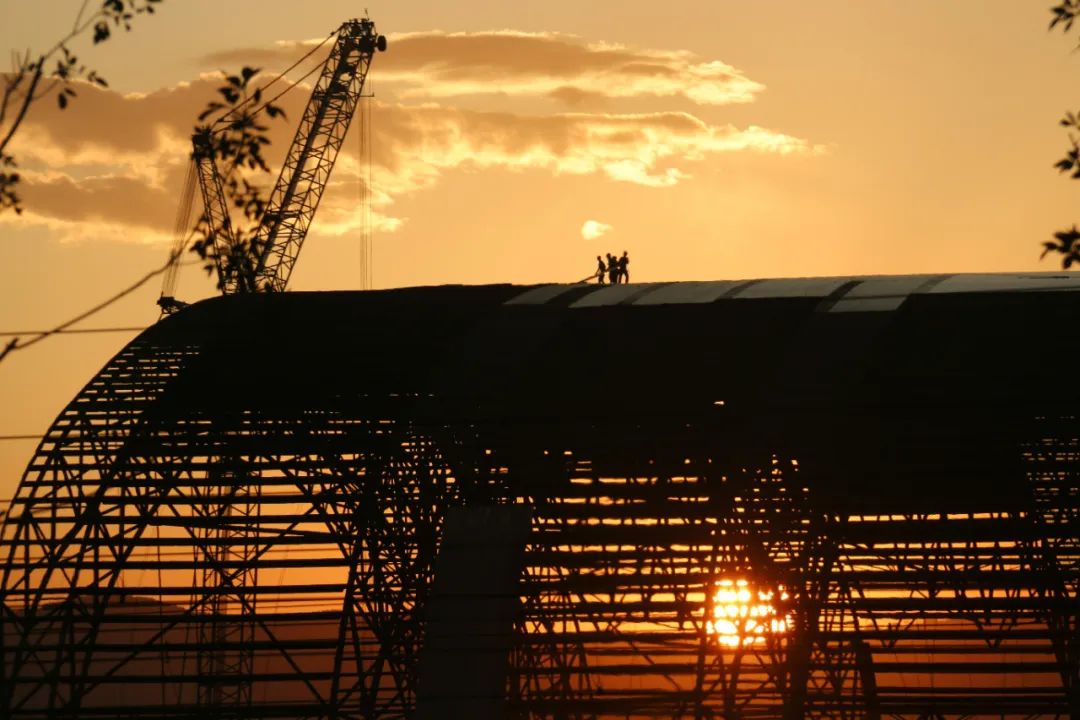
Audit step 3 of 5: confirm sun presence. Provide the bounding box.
[706,578,790,648]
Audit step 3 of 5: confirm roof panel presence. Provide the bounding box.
[828,296,905,313]
[733,277,851,299]
[844,275,943,297]
[498,274,1080,308]
[927,273,1080,294]
[631,280,745,305]
[569,283,671,308]
[825,275,946,313]
[504,284,582,305]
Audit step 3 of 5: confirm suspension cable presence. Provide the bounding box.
[212,48,328,184]
[204,29,337,130]
[161,158,198,299]
[235,58,323,131]
[365,89,373,289]
[357,92,370,289]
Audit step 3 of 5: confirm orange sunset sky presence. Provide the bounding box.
[0,0,1077,498]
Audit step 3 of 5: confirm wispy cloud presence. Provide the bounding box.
[370,104,814,195]
[203,30,765,106]
[581,219,612,240]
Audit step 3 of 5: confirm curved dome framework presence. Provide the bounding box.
[3,275,1080,718]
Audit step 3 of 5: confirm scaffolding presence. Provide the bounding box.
[3,277,1080,718]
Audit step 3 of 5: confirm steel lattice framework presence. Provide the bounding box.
[3,277,1080,719]
[248,18,381,294]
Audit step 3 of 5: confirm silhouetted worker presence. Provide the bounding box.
[617,251,630,284]
[595,255,607,285]
[607,254,619,285]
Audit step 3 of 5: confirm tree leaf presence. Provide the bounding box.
[93,21,111,44]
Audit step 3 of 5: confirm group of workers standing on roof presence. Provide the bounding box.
[595,252,630,285]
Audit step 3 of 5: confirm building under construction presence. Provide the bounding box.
[3,272,1080,718]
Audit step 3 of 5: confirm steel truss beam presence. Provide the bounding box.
[247,18,380,294]
[2,341,1080,719]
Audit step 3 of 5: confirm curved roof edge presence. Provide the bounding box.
[506,271,1080,311]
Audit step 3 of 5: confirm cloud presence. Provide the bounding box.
[203,30,765,106]
[8,78,211,172]
[1,43,815,245]
[369,104,814,194]
[14,164,191,234]
[581,220,612,241]
[8,209,173,246]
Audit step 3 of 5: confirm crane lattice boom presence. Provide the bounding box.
[191,130,254,294]
[236,17,384,294]
[161,17,384,311]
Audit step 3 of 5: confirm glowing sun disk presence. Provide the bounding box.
[706,578,790,647]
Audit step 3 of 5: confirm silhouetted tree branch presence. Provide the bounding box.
[0,0,163,215]
[1047,2,1080,266]
[1051,1,1080,33]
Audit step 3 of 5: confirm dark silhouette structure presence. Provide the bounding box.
[165,16,386,309]
[4,272,1080,718]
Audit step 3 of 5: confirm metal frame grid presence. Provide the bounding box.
[2,287,1080,719]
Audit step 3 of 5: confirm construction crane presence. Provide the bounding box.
[159,17,386,311]
[153,17,385,714]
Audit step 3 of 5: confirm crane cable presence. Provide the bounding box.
[357,89,372,289]
[214,55,326,187]
[160,159,198,301]
[232,57,325,132]
[203,29,338,131]
[360,85,369,284]
[366,84,374,290]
